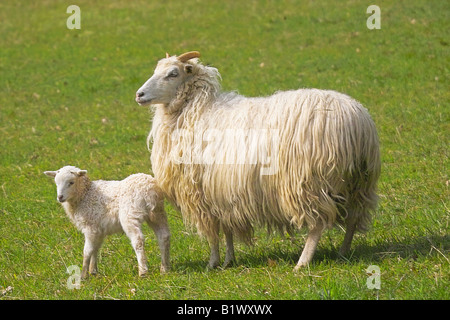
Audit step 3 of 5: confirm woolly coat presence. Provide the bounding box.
[148,60,380,243]
[63,173,165,236]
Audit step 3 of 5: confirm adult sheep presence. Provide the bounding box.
[135,51,380,271]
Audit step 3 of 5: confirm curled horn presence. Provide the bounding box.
[177,51,201,63]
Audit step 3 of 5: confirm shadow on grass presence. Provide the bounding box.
[348,234,449,264]
[174,234,449,272]
[303,233,448,267]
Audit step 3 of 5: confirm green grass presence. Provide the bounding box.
[0,0,448,300]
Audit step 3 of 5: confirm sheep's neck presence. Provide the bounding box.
[168,73,218,117]
[65,177,92,213]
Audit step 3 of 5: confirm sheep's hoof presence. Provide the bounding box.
[81,269,92,279]
[293,266,302,273]
[207,262,220,270]
[160,265,170,274]
[222,258,236,269]
[138,270,148,277]
[293,262,308,273]
[207,265,219,270]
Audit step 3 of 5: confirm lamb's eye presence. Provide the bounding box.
[68,182,74,186]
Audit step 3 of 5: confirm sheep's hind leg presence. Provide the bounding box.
[82,233,104,279]
[222,226,236,268]
[293,224,323,272]
[339,216,357,256]
[122,215,148,277]
[147,214,171,273]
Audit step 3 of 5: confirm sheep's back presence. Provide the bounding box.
[73,175,161,234]
[151,88,380,235]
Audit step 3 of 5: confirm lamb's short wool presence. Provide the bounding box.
[136,52,380,271]
[45,166,170,277]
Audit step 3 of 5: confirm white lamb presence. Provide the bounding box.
[44,166,170,278]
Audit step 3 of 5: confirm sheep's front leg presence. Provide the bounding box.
[207,219,220,269]
[122,216,148,277]
[223,226,236,268]
[293,224,323,272]
[208,238,220,269]
[82,233,103,279]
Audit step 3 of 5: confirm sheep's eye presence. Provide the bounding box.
[167,69,179,78]
[68,182,74,186]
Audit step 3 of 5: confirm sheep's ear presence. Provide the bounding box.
[78,170,88,176]
[73,170,87,176]
[44,171,57,177]
[184,64,193,74]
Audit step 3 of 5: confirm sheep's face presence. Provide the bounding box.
[44,166,87,203]
[136,55,197,106]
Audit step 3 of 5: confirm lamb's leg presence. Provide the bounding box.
[207,219,220,269]
[222,226,236,268]
[148,214,171,273]
[122,216,148,277]
[81,237,92,279]
[88,236,103,276]
[82,233,103,279]
[339,216,357,256]
[293,224,323,272]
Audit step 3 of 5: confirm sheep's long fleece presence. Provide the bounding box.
[148,58,380,245]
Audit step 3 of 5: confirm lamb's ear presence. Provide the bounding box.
[44,171,57,177]
[184,64,194,74]
[72,169,87,176]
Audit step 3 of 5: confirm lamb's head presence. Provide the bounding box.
[135,51,202,107]
[44,166,88,203]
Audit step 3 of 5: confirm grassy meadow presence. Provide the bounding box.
[0,0,448,300]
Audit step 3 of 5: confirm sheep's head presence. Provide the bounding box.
[135,51,201,106]
[44,166,88,203]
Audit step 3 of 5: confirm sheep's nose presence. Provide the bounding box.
[58,195,64,202]
[136,91,145,98]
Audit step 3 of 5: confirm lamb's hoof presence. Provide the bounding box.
[138,269,148,277]
[81,270,96,279]
[89,268,99,277]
